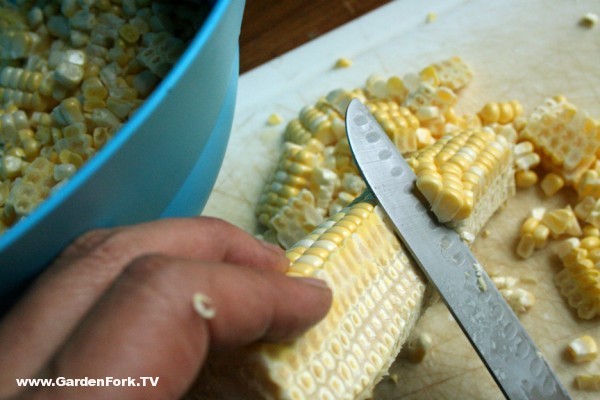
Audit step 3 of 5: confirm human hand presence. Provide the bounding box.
[0,217,332,400]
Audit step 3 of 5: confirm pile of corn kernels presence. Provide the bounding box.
[0,0,209,233]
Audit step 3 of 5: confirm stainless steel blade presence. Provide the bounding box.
[345,98,571,400]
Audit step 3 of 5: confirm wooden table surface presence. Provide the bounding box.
[239,0,391,73]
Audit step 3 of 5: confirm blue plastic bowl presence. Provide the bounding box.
[0,0,245,306]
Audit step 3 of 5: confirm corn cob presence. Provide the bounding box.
[192,197,430,400]
[408,127,515,242]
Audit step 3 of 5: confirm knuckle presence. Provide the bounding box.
[82,229,133,264]
[59,228,115,259]
[121,254,181,308]
[122,254,173,284]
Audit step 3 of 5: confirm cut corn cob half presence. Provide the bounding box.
[192,198,429,400]
[409,127,515,242]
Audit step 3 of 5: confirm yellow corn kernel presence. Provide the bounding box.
[52,97,84,126]
[425,12,437,24]
[334,57,352,69]
[542,207,580,237]
[517,234,536,258]
[515,169,538,188]
[477,102,500,125]
[575,170,600,199]
[267,113,283,126]
[500,288,536,314]
[580,13,599,28]
[540,172,565,196]
[119,23,141,44]
[533,224,550,249]
[575,374,600,391]
[406,332,433,363]
[567,335,598,363]
[583,225,600,237]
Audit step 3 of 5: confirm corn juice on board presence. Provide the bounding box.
[203,0,600,398]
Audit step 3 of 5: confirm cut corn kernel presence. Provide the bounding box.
[270,189,325,249]
[567,335,598,363]
[334,57,352,69]
[425,12,437,24]
[406,332,433,363]
[492,276,536,315]
[575,374,600,391]
[267,113,283,126]
[540,172,565,196]
[513,140,541,171]
[500,288,536,314]
[542,206,581,237]
[580,13,599,28]
[515,169,538,188]
[576,169,600,199]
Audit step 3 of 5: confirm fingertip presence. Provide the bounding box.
[252,239,289,273]
[259,239,285,256]
[261,274,333,342]
[292,276,330,290]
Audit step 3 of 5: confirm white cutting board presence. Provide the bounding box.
[203,0,600,398]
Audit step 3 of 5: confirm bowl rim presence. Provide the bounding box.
[0,0,233,252]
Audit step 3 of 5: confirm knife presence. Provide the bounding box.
[345,98,571,400]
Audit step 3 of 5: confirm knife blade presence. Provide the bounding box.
[345,98,571,400]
